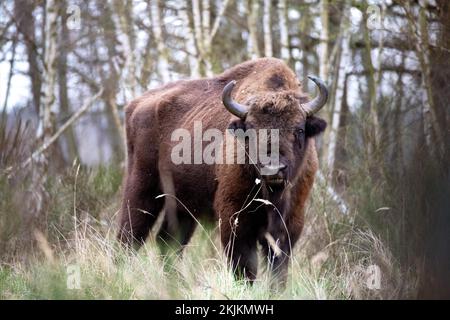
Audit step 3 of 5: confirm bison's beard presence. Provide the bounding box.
[262,183,291,240]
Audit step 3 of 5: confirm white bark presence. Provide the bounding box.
[178,3,200,77]
[202,0,210,44]
[405,3,436,147]
[362,8,380,153]
[192,0,211,75]
[278,0,290,62]
[192,0,204,56]
[327,15,351,171]
[150,0,171,83]
[2,36,16,113]
[192,0,232,75]
[263,0,272,57]
[28,0,58,220]
[114,0,136,97]
[319,0,329,81]
[41,0,58,145]
[246,0,260,59]
[209,0,232,43]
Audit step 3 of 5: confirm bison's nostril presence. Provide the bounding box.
[261,164,285,175]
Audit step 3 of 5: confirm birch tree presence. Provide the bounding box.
[114,0,137,97]
[192,0,206,74]
[2,35,16,115]
[94,0,126,157]
[318,0,329,82]
[361,7,380,156]
[178,2,200,77]
[201,0,210,47]
[403,1,445,152]
[263,0,272,57]
[278,0,291,63]
[150,0,171,82]
[246,0,261,59]
[14,0,41,114]
[28,0,58,226]
[58,1,78,161]
[40,0,58,168]
[326,5,351,172]
[191,0,232,75]
[298,4,312,91]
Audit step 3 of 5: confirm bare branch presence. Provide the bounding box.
[9,89,104,173]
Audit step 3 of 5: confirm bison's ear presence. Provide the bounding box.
[228,119,247,132]
[305,116,327,137]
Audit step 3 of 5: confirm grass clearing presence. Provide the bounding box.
[0,165,411,299]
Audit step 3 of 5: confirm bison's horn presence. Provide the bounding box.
[222,80,248,119]
[303,75,328,116]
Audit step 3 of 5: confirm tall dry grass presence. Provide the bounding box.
[0,160,411,299]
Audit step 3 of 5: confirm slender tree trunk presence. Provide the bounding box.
[114,0,137,97]
[150,0,171,82]
[320,2,347,171]
[393,57,404,176]
[207,0,232,74]
[202,0,210,46]
[179,2,200,77]
[94,0,125,160]
[0,34,16,149]
[192,0,205,75]
[246,0,261,59]
[191,0,231,75]
[28,0,58,231]
[41,0,58,159]
[430,0,450,161]
[263,0,272,57]
[298,5,312,92]
[318,0,329,82]
[362,8,380,157]
[417,5,434,147]
[209,0,232,42]
[404,1,447,157]
[58,1,78,162]
[278,0,291,64]
[14,0,41,115]
[333,74,350,188]
[327,8,351,173]
[140,6,154,89]
[200,0,213,75]
[2,35,16,118]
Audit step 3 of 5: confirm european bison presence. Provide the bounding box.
[118,58,327,285]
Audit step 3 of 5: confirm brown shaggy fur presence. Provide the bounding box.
[117,58,327,285]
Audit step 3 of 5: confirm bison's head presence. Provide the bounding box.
[222,76,327,188]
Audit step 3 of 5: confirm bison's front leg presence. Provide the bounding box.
[261,208,304,289]
[221,217,259,282]
[260,233,291,289]
[216,191,261,282]
[215,166,262,282]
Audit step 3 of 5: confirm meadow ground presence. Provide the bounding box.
[0,165,410,299]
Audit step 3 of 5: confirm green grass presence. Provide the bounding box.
[0,164,411,300]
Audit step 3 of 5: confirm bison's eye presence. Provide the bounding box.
[295,128,305,142]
